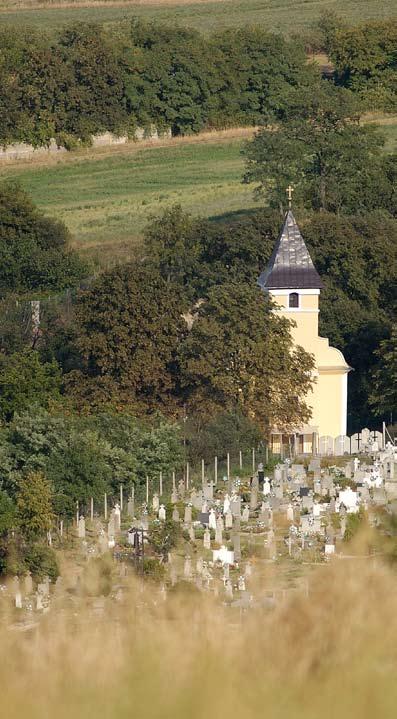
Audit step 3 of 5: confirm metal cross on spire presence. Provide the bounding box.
[286,184,294,209]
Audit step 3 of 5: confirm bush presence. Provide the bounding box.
[23,544,59,582]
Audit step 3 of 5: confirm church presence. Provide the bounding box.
[258,206,351,455]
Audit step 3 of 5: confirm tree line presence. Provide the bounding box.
[1,15,397,149]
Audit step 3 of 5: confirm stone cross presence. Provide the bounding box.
[152,493,160,514]
[114,504,121,533]
[78,516,86,539]
[203,528,211,550]
[215,516,223,544]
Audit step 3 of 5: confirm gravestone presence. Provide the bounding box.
[309,458,321,473]
[203,483,213,501]
[209,509,217,530]
[203,528,211,550]
[302,495,314,512]
[159,505,166,521]
[78,516,86,539]
[233,530,241,562]
[225,580,233,599]
[127,497,135,518]
[287,503,294,522]
[225,510,233,529]
[184,556,192,579]
[238,576,246,591]
[114,504,121,533]
[172,507,180,522]
[274,486,283,500]
[223,494,231,514]
[24,571,33,595]
[242,506,250,523]
[230,495,241,517]
[184,505,192,525]
[263,478,271,496]
[152,493,160,513]
[215,516,224,544]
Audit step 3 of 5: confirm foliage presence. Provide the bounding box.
[328,20,397,111]
[0,350,61,420]
[370,326,397,418]
[244,80,397,214]
[66,262,187,413]
[186,409,262,464]
[0,490,15,536]
[148,518,181,560]
[179,281,315,434]
[244,80,397,215]
[344,508,367,542]
[142,557,166,581]
[16,471,54,541]
[0,408,182,509]
[23,543,59,582]
[0,183,87,296]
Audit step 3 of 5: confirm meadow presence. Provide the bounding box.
[0,130,261,266]
[0,0,396,35]
[2,555,397,719]
[2,119,396,267]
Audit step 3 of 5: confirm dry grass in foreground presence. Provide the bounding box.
[2,553,397,719]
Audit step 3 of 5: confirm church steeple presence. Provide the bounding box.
[258,210,323,291]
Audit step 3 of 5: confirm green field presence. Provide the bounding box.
[0,134,261,266]
[1,118,396,267]
[0,0,396,35]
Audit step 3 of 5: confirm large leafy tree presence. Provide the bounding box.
[0,183,87,296]
[0,350,61,421]
[127,21,222,135]
[370,326,397,420]
[16,471,54,541]
[328,20,397,111]
[243,81,397,214]
[210,27,315,127]
[179,282,315,435]
[66,262,187,413]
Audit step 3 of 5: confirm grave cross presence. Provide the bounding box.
[286,184,294,208]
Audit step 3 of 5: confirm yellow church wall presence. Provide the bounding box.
[309,370,347,438]
[269,289,349,439]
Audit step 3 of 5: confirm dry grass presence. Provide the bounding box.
[2,552,397,719]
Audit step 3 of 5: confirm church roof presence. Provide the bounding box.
[258,210,324,290]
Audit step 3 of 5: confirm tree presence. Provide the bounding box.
[57,23,129,141]
[16,471,54,541]
[370,326,397,419]
[186,410,262,464]
[0,490,15,536]
[127,21,222,135]
[0,183,87,296]
[66,262,187,413]
[0,350,61,420]
[210,27,314,127]
[328,20,397,111]
[243,81,396,214]
[179,282,315,435]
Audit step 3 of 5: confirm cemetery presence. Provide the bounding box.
[2,437,396,623]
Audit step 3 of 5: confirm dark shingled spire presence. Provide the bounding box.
[258,210,323,290]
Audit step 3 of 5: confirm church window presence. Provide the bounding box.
[289,292,299,308]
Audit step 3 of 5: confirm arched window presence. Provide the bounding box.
[289,292,299,308]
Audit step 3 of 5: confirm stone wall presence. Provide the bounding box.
[0,127,172,162]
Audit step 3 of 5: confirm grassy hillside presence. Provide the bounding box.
[0,131,260,266]
[0,0,396,35]
[1,119,396,267]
